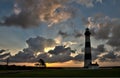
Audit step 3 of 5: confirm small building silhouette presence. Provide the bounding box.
[89,62,99,69]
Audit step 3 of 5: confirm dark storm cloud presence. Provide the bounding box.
[92,44,106,55]
[37,45,83,63]
[26,36,56,52]
[98,18,120,51]
[92,44,107,61]
[9,36,57,62]
[81,44,107,61]
[58,30,69,38]
[58,29,83,39]
[1,12,40,28]
[48,46,72,55]
[37,52,73,63]
[99,51,120,62]
[0,49,11,63]
[10,43,80,63]
[24,36,57,53]
[91,26,111,40]
[0,49,6,53]
[106,19,120,50]
[74,54,83,61]
[0,0,74,28]
[10,45,75,63]
[74,30,83,38]
[48,54,73,63]
[0,0,103,28]
[83,14,112,40]
[82,14,120,62]
[0,0,41,28]
[83,14,120,52]
[10,51,35,62]
[0,52,10,59]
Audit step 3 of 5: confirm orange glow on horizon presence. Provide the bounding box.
[5,61,120,67]
[46,61,83,67]
[7,61,83,67]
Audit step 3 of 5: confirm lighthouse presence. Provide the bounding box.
[84,28,92,68]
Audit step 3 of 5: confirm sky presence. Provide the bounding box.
[0,0,120,67]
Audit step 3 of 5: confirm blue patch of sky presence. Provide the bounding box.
[0,26,27,49]
[0,22,59,50]
[0,0,14,17]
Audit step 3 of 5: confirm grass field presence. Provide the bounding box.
[0,68,120,77]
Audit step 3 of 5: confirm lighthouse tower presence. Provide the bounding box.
[84,28,92,68]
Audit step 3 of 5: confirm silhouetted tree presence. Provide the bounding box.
[35,59,46,68]
[38,59,46,68]
[0,49,11,65]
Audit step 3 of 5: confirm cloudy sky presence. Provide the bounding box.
[0,0,120,67]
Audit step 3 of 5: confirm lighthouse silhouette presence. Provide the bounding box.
[84,28,99,69]
[84,28,92,68]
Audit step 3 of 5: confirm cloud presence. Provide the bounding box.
[10,44,78,63]
[54,36,63,44]
[37,52,73,63]
[0,0,42,28]
[9,36,57,62]
[0,0,103,28]
[10,51,35,62]
[38,45,74,63]
[81,14,120,62]
[83,14,120,52]
[92,44,107,61]
[99,51,120,62]
[48,46,72,55]
[90,15,112,39]
[106,19,120,50]
[48,54,73,63]
[92,44,106,55]
[81,44,107,61]
[42,45,84,63]
[74,54,83,61]
[0,49,6,53]
[0,0,74,28]
[0,49,10,61]
[58,29,83,39]
[0,52,10,59]
[74,30,83,38]
[1,12,40,28]
[58,30,69,38]
[26,36,57,52]
[74,0,103,7]
[25,36,57,53]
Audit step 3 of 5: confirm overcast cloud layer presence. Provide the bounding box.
[0,0,102,28]
[9,36,83,63]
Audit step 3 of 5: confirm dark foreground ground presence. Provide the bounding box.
[0,65,120,77]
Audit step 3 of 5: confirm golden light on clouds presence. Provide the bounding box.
[54,36,62,44]
[39,3,72,27]
[44,47,55,52]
